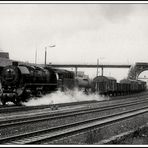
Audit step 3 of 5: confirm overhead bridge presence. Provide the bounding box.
[1,57,147,79]
[51,63,148,80]
[50,64,131,76]
[50,64,131,68]
[0,57,132,77]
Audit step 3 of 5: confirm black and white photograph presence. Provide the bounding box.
[0,1,148,146]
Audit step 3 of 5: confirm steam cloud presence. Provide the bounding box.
[23,88,109,106]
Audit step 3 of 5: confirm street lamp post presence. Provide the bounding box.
[44,44,56,67]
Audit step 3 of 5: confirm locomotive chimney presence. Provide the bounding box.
[12,61,18,66]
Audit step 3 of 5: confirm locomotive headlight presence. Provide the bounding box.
[2,67,16,83]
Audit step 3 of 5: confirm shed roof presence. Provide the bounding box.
[120,79,131,84]
[93,76,116,82]
[120,79,143,84]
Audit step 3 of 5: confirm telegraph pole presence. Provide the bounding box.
[96,59,99,76]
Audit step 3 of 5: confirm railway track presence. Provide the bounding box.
[1,105,148,144]
[1,93,148,124]
[0,100,98,114]
[0,97,148,128]
[1,97,148,144]
[0,90,148,114]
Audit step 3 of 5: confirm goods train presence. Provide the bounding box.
[0,62,147,106]
[0,62,91,105]
[92,76,147,96]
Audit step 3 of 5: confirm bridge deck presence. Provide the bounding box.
[0,58,131,68]
[50,64,131,68]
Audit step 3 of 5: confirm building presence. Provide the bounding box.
[0,52,9,59]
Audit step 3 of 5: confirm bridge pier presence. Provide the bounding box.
[75,67,78,77]
[127,63,148,80]
[101,67,104,76]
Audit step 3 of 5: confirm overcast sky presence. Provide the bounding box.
[0,2,148,80]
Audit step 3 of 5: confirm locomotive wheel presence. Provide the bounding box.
[36,91,42,97]
[14,100,22,106]
[12,97,22,106]
[1,98,6,106]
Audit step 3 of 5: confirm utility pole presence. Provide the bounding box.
[35,48,37,64]
[45,46,47,66]
[96,59,99,77]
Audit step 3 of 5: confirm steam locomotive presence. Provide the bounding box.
[0,62,91,105]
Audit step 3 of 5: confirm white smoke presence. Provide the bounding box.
[23,88,109,106]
